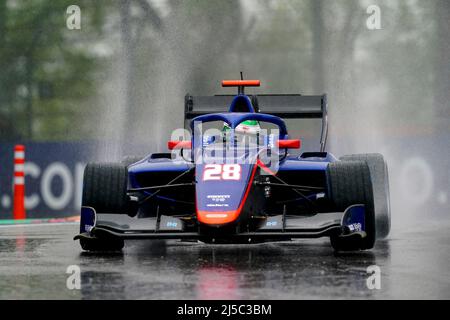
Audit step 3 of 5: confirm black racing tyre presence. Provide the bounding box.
[340,153,391,239]
[121,156,144,167]
[82,163,128,214]
[80,237,124,252]
[327,160,376,251]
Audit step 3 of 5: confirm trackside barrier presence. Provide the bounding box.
[0,137,447,220]
[0,142,96,219]
[13,145,26,220]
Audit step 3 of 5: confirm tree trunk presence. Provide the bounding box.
[434,0,450,123]
[25,55,34,140]
[120,0,135,142]
[311,0,325,93]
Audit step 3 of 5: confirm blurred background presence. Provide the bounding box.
[0,0,448,230]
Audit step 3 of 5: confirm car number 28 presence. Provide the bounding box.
[202,164,241,181]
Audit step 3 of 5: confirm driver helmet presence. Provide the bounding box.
[222,120,260,135]
[222,120,260,144]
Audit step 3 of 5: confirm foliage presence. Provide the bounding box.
[0,0,446,142]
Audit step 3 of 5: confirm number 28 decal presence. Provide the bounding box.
[202,164,242,181]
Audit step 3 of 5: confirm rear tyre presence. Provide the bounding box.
[327,160,376,251]
[340,153,391,238]
[82,163,128,214]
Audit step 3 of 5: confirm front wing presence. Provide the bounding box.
[75,205,366,242]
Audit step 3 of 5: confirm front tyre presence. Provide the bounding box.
[79,163,129,251]
[340,153,391,239]
[82,163,128,214]
[327,160,376,251]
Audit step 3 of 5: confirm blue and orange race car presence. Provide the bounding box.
[75,79,391,252]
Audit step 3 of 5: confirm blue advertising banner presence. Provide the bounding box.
[0,142,96,219]
[0,134,448,221]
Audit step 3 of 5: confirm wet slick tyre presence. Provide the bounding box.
[340,153,391,239]
[327,160,376,251]
[82,163,128,214]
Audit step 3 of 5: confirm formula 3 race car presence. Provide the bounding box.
[75,79,391,252]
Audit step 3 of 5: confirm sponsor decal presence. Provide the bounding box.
[206,203,229,208]
[207,195,231,202]
[347,223,362,232]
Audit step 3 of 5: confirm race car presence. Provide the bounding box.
[75,79,391,252]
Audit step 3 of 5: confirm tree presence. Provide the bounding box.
[434,0,450,124]
[311,0,325,93]
[0,0,106,141]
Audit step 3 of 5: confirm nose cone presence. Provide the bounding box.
[195,162,257,225]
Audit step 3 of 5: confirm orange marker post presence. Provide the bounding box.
[13,145,26,220]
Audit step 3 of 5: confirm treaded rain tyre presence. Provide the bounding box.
[327,160,376,251]
[340,153,391,239]
[82,163,128,214]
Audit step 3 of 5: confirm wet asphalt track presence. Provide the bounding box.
[0,220,449,300]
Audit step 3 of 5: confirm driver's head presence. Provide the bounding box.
[222,120,260,134]
[222,120,260,143]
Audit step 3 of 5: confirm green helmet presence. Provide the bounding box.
[222,120,260,135]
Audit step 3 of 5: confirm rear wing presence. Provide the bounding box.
[184,94,327,119]
[184,94,329,151]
